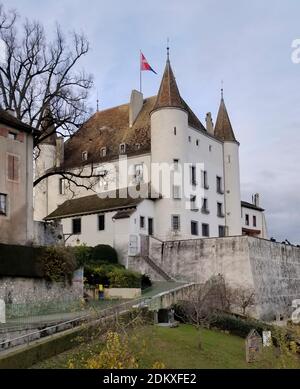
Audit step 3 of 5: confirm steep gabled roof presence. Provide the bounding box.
[0,109,33,134]
[62,94,207,169]
[153,58,186,111]
[214,94,237,142]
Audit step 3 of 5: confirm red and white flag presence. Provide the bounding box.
[140,52,157,74]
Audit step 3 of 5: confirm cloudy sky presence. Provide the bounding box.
[5,0,300,242]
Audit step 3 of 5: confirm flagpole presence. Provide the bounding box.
[139,50,142,93]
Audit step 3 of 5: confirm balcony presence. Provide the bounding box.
[201,208,210,215]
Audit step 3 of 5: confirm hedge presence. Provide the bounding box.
[0,244,44,278]
[208,312,273,338]
[0,244,77,282]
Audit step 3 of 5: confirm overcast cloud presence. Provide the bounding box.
[4,0,300,242]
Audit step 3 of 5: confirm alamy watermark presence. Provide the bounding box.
[291,39,300,63]
[92,157,208,212]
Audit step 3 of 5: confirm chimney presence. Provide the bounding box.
[56,137,64,167]
[252,193,260,207]
[129,90,143,127]
[205,112,214,135]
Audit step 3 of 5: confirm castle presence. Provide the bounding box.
[34,53,268,265]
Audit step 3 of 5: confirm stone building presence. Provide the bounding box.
[0,110,34,245]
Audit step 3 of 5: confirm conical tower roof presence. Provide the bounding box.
[214,92,237,142]
[153,55,186,112]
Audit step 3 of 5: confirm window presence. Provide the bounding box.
[245,214,249,226]
[190,195,198,211]
[0,194,7,216]
[227,155,231,163]
[140,216,145,229]
[173,185,181,199]
[173,127,177,135]
[202,223,210,237]
[172,215,180,231]
[191,165,197,185]
[100,147,107,157]
[217,202,224,218]
[188,136,191,143]
[82,151,88,161]
[134,164,144,183]
[72,218,81,235]
[173,159,179,171]
[59,178,65,195]
[8,132,17,140]
[253,215,257,227]
[202,170,209,189]
[201,198,209,214]
[219,226,226,237]
[196,140,199,146]
[209,145,212,152]
[98,214,105,231]
[7,154,19,181]
[191,221,199,236]
[119,143,126,154]
[216,176,224,194]
[135,143,141,150]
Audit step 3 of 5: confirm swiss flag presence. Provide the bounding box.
[140,52,157,74]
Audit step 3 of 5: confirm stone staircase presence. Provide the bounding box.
[142,255,175,282]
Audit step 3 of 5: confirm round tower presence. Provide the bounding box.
[215,91,242,236]
[150,54,189,240]
[33,112,57,221]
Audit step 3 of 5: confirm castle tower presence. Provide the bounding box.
[34,108,57,221]
[150,51,189,240]
[215,91,242,236]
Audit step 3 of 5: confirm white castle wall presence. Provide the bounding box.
[223,141,242,236]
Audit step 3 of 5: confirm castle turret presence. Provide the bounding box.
[215,90,242,236]
[150,51,189,240]
[34,107,58,221]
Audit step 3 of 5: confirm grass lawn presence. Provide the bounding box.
[31,324,295,369]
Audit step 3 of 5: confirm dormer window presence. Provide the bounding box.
[119,143,126,154]
[82,151,88,161]
[100,147,107,157]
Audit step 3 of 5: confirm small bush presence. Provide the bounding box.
[73,245,93,267]
[84,263,122,286]
[91,245,118,264]
[39,246,77,284]
[108,268,141,288]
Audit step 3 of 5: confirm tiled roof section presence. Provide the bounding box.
[0,109,33,134]
[63,97,155,168]
[45,188,146,220]
[214,97,237,142]
[63,94,207,168]
[153,59,186,111]
[241,201,265,212]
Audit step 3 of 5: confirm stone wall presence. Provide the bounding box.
[0,268,83,318]
[33,221,63,246]
[132,236,300,320]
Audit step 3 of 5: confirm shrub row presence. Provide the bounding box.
[84,264,151,289]
[0,244,77,282]
[208,312,272,338]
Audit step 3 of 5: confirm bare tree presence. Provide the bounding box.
[176,275,230,348]
[230,288,256,316]
[0,3,106,188]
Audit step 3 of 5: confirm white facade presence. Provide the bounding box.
[36,57,268,263]
[223,141,242,236]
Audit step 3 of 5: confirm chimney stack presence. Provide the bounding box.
[129,90,143,127]
[205,112,214,135]
[252,193,260,207]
